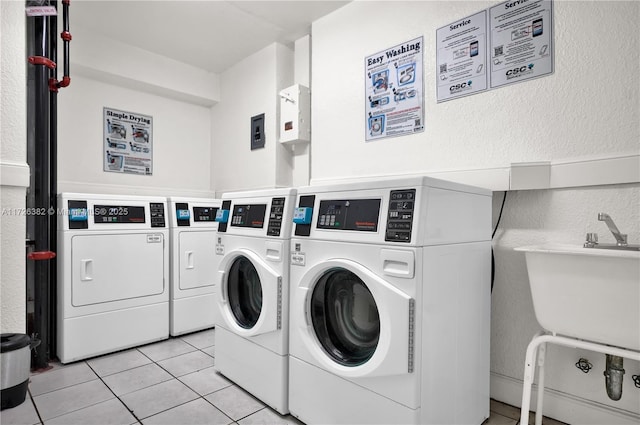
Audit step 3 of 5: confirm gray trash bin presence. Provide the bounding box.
[1,334,32,410]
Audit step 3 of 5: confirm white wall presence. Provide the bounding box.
[58,75,214,197]
[311,1,640,423]
[311,1,639,180]
[56,24,219,198]
[0,1,28,333]
[211,43,294,195]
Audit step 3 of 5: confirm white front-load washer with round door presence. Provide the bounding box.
[214,188,297,414]
[57,193,169,364]
[288,176,492,424]
[168,196,221,336]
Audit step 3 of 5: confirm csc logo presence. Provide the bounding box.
[449,81,472,91]
[506,64,534,76]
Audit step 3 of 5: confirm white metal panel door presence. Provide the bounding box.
[71,233,165,306]
[178,231,216,290]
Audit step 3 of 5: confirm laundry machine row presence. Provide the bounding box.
[57,193,222,364]
[211,177,492,425]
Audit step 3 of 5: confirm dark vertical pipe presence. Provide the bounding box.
[48,1,59,360]
[26,0,54,370]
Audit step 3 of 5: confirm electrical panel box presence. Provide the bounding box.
[279,84,310,145]
[251,113,265,150]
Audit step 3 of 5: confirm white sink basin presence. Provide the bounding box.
[516,244,640,351]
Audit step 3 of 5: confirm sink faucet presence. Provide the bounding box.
[597,213,628,246]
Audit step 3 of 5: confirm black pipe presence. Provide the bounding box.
[26,0,56,370]
[48,1,59,361]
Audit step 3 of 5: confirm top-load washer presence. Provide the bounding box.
[57,193,169,363]
[288,177,492,424]
[214,188,297,414]
[168,196,221,336]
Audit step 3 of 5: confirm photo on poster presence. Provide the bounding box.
[103,107,153,176]
[365,36,424,141]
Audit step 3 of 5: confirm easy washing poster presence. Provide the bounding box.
[103,107,153,175]
[365,36,425,142]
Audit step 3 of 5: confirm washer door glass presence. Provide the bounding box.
[227,255,262,329]
[310,267,380,366]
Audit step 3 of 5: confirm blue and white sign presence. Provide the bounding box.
[365,36,424,141]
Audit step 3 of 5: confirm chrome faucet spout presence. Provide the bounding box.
[597,213,628,246]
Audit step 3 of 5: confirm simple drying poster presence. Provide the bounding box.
[436,10,488,102]
[489,0,553,88]
[365,36,424,142]
[103,107,153,176]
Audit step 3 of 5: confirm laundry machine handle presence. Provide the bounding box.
[219,271,227,301]
[80,259,93,281]
[185,251,194,269]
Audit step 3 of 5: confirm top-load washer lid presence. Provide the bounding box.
[310,268,380,367]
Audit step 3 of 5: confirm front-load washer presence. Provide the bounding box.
[214,188,297,414]
[168,196,221,336]
[57,193,169,363]
[288,176,492,425]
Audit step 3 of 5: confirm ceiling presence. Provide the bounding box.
[70,0,351,74]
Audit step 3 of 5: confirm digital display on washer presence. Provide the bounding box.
[193,206,218,222]
[93,205,145,224]
[316,199,381,231]
[231,204,267,228]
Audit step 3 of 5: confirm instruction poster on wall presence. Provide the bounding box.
[489,0,553,88]
[365,36,424,141]
[436,11,488,102]
[103,107,153,175]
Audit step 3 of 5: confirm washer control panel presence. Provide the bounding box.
[385,189,415,242]
[267,197,286,236]
[150,203,166,228]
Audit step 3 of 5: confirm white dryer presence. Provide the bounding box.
[288,177,492,425]
[214,188,296,414]
[57,193,169,363]
[168,197,221,336]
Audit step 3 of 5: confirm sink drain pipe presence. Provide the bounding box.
[604,354,625,401]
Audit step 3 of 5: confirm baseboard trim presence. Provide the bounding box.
[0,161,30,188]
[309,153,639,192]
[57,180,215,198]
[490,372,640,424]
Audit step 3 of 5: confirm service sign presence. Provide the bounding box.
[489,0,554,88]
[365,36,425,141]
[103,107,153,176]
[436,10,488,102]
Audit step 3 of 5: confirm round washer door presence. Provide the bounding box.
[310,268,380,367]
[296,259,413,378]
[227,255,262,329]
[218,249,281,337]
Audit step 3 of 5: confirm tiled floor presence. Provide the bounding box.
[1,328,564,425]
